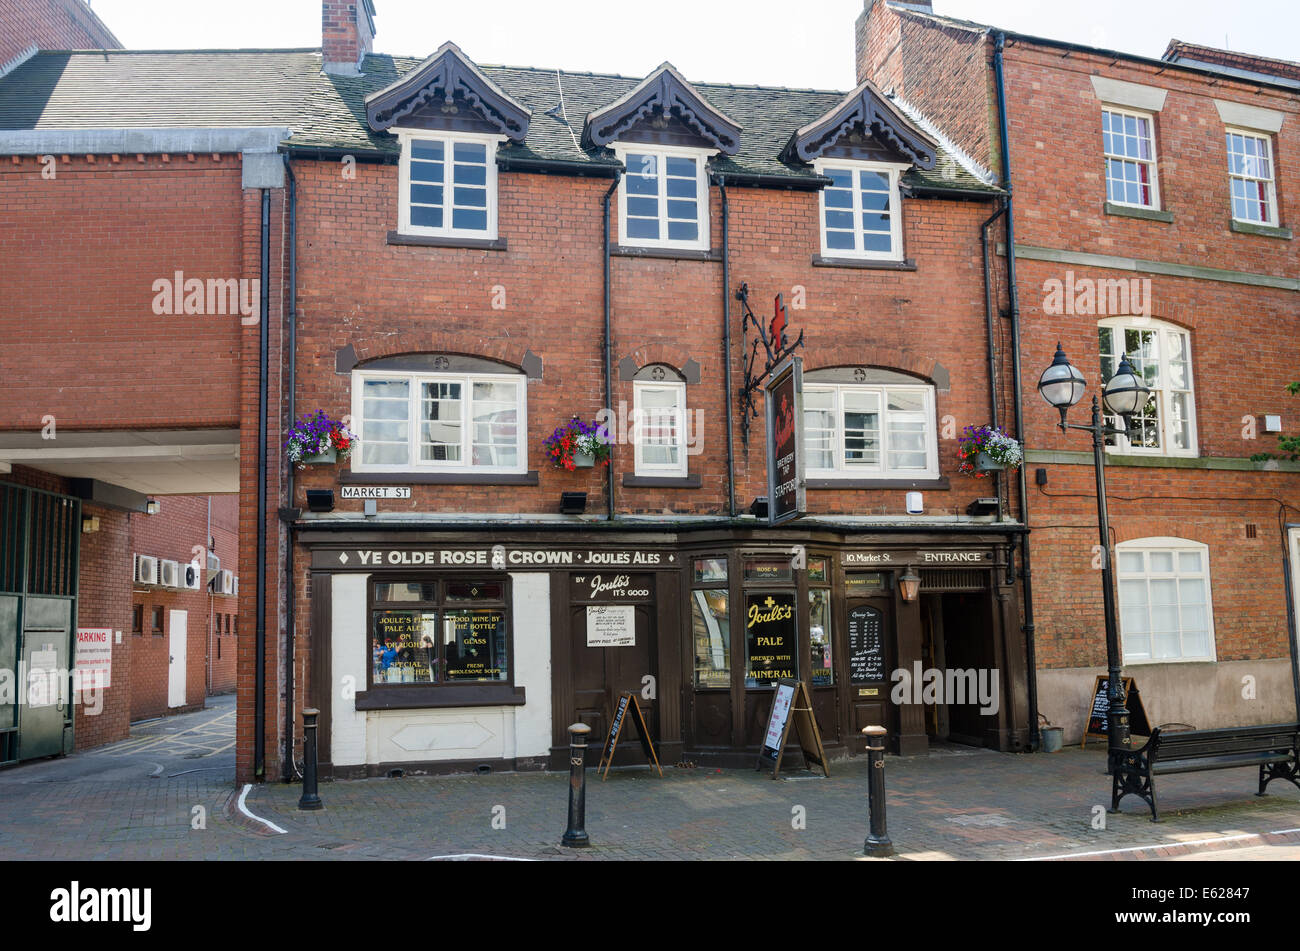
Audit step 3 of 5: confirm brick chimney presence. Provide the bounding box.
[854,0,930,87]
[322,0,376,75]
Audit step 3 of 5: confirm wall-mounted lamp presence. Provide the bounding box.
[305,489,335,513]
[898,567,922,603]
[145,498,160,515]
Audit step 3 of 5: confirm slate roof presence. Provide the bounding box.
[0,48,999,194]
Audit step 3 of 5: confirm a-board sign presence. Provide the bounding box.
[1081,675,1151,747]
[598,692,663,779]
[756,679,829,779]
[847,605,885,683]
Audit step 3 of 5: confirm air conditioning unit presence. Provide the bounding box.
[206,551,221,585]
[184,560,202,590]
[134,554,159,586]
[218,569,235,596]
[159,559,181,590]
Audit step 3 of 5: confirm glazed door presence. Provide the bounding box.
[844,596,894,748]
[569,574,658,764]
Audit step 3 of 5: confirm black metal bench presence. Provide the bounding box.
[1111,722,1300,822]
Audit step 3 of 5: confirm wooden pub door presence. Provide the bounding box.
[568,572,658,765]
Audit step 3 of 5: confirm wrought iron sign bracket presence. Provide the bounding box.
[737,282,804,448]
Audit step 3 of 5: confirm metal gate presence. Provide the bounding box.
[0,483,80,765]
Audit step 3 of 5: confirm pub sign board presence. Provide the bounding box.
[764,356,806,526]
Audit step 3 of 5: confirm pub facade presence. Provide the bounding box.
[278,9,1032,779]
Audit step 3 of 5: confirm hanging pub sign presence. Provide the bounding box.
[1081,675,1152,747]
[598,692,662,780]
[756,679,829,779]
[764,355,806,526]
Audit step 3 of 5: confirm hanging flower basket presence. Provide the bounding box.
[957,425,1022,479]
[286,411,356,469]
[543,417,610,472]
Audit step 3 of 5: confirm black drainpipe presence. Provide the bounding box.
[255,187,270,779]
[281,154,298,783]
[718,175,737,517]
[994,31,1039,750]
[601,171,623,521]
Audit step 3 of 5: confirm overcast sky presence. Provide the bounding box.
[90,0,1299,90]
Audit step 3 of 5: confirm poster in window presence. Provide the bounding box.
[745,592,798,686]
[372,611,436,684]
[764,356,806,525]
[443,610,508,681]
[586,605,636,647]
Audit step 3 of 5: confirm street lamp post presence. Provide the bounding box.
[1037,343,1150,775]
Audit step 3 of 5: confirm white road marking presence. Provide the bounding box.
[425,853,535,861]
[237,784,288,835]
[1022,832,1262,861]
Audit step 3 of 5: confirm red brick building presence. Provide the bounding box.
[856,1,1300,742]
[0,1,244,763]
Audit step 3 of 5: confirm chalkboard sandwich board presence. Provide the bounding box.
[598,692,663,780]
[756,679,829,779]
[1081,675,1151,747]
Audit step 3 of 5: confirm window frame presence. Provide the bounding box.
[803,382,939,480]
[1101,106,1162,210]
[612,143,715,252]
[351,367,528,475]
[395,128,504,240]
[1098,317,1198,458]
[1115,537,1217,665]
[813,159,908,261]
[367,577,514,691]
[632,379,688,477]
[1224,126,1279,228]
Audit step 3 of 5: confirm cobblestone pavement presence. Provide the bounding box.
[2,702,1297,860]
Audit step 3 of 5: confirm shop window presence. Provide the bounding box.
[803,378,938,479]
[352,368,526,473]
[632,378,687,477]
[370,580,510,687]
[131,604,143,636]
[813,160,906,260]
[613,145,712,251]
[692,557,727,585]
[1102,107,1160,209]
[151,606,164,636]
[744,591,798,687]
[397,130,501,239]
[808,558,833,687]
[1116,538,1216,663]
[1098,318,1196,456]
[1225,128,1278,226]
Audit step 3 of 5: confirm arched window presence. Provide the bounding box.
[632,364,688,478]
[350,354,526,473]
[1116,537,1216,663]
[1098,317,1196,456]
[802,367,938,479]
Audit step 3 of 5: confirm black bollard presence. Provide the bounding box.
[561,722,591,848]
[298,708,323,811]
[862,726,893,857]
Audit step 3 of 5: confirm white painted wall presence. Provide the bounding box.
[331,570,553,767]
[1038,659,1298,745]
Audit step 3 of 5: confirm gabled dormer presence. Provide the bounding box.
[584,63,742,254]
[366,42,531,242]
[783,79,938,263]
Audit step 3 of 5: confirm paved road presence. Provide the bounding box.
[1,698,1297,860]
